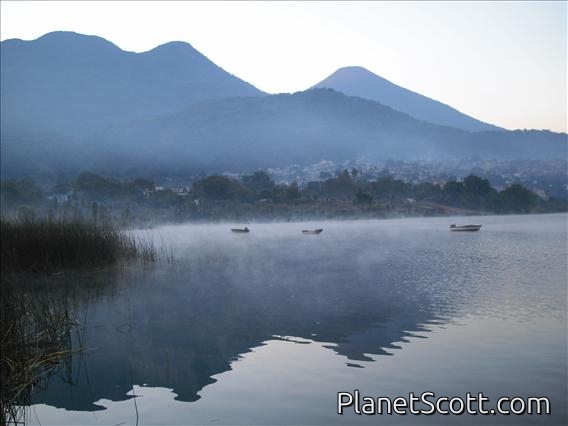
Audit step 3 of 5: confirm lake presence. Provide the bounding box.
[24,214,567,425]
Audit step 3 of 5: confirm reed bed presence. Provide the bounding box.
[0,218,164,423]
[1,279,81,425]
[1,217,158,273]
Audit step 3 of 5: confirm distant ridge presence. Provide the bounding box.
[312,66,500,132]
[75,89,564,175]
[1,32,566,179]
[0,31,265,136]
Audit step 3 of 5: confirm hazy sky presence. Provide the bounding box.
[1,1,566,133]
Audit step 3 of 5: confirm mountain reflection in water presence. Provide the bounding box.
[25,215,567,425]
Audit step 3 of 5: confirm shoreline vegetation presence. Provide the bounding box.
[0,217,159,274]
[1,171,566,228]
[0,217,162,424]
[1,280,79,426]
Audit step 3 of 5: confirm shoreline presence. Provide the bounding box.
[128,210,566,229]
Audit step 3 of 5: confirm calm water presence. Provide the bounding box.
[25,214,567,425]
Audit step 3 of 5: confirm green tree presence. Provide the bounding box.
[369,177,411,201]
[322,170,356,199]
[413,182,442,201]
[192,175,244,200]
[242,171,275,193]
[463,175,492,197]
[287,182,301,200]
[443,181,464,197]
[500,184,540,213]
[354,189,373,205]
[461,175,497,209]
[270,182,301,203]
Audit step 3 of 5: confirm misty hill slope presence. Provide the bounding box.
[0,31,264,137]
[313,66,500,132]
[83,88,565,174]
[2,89,565,178]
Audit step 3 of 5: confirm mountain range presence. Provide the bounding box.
[85,89,566,174]
[1,31,566,178]
[312,66,500,132]
[1,31,264,137]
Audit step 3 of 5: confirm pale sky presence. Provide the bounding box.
[1,1,566,133]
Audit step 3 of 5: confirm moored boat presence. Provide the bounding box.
[231,227,250,233]
[449,224,482,232]
[302,229,323,234]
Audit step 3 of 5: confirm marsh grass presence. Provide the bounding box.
[1,217,159,274]
[0,278,82,425]
[0,217,164,423]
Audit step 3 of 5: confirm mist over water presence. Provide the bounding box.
[25,214,567,425]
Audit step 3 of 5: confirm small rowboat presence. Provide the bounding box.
[231,227,250,233]
[449,224,481,232]
[302,229,323,235]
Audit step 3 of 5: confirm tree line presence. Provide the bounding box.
[1,170,565,224]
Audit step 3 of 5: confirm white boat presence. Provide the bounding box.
[449,224,482,232]
[302,229,323,234]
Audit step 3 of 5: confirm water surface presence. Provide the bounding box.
[26,214,567,425]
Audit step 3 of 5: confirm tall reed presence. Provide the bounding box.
[1,278,80,425]
[1,217,158,273]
